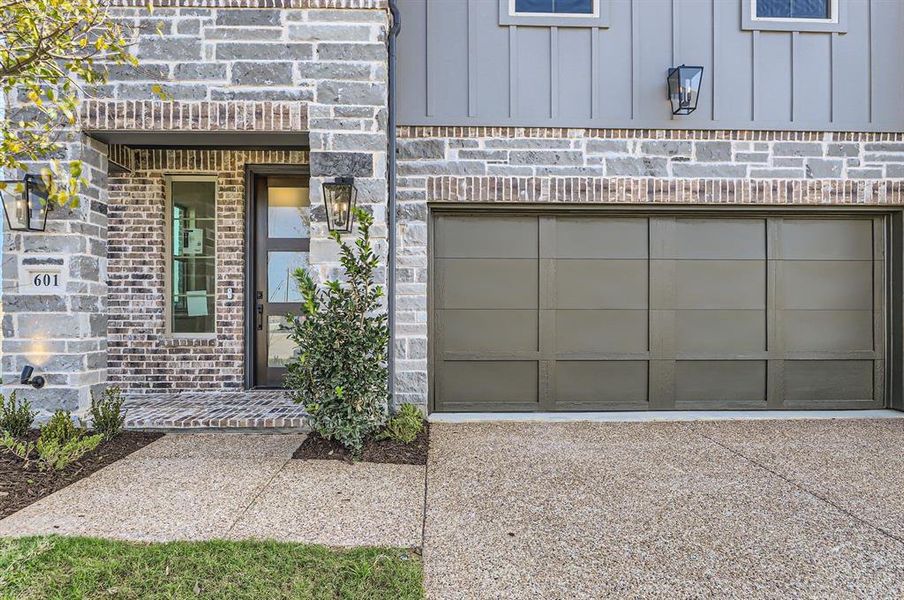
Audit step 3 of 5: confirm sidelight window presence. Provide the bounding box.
[165,175,217,336]
[500,0,609,27]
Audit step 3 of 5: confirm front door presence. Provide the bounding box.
[251,173,310,387]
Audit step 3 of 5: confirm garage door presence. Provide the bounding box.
[432,213,886,412]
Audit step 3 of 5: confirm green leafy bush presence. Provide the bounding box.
[90,386,126,440]
[35,410,102,471]
[376,404,425,444]
[0,391,35,438]
[36,433,102,471]
[0,431,35,466]
[285,208,389,454]
[40,410,79,446]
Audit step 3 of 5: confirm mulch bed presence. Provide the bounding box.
[0,431,163,520]
[292,425,428,465]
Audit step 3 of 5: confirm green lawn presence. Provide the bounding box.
[0,536,423,599]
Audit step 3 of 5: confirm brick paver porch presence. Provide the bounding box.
[123,391,307,430]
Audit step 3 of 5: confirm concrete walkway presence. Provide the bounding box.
[424,419,904,599]
[0,433,424,547]
[3,419,904,598]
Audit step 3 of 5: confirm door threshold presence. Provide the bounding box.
[428,409,904,424]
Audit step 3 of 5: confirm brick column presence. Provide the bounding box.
[1,135,109,418]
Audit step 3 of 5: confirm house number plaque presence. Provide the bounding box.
[21,267,66,294]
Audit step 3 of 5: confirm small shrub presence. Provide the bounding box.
[41,410,79,446]
[285,208,390,455]
[36,433,102,471]
[90,386,126,440]
[0,391,35,438]
[376,404,424,444]
[0,431,35,466]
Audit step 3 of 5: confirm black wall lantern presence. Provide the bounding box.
[322,177,357,233]
[667,65,704,116]
[1,174,50,232]
[20,365,45,389]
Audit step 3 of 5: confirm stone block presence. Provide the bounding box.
[3,295,67,312]
[672,163,747,178]
[735,152,769,163]
[310,152,373,177]
[118,83,208,101]
[695,141,732,162]
[806,158,843,179]
[847,168,883,179]
[296,61,373,81]
[288,24,374,42]
[215,9,281,26]
[231,62,294,86]
[585,139,630,154]
[639,141,692,157]
[173,63,228,81]
[137,38,202,61]
[330,133,387,152]
[210,88,313,101]
[317,43,386,62]
[397,139,446,160]
[204,27,283,41]
[864,143,904,152]
[826,143,860,157]
[509,150,584,165]
[103,64,170,82]
[317,80,386,106]
[605,157,668,177]
[750,168,805,178]
[18,314,82,338]
[215,43,312,61]
[773,142,823,157]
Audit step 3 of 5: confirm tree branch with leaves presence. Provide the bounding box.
[0,0,142,208]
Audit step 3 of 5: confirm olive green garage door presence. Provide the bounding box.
[431,212,888,412]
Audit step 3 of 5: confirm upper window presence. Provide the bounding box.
[499,0,609,27]
[743,0,847,32]
[165,176,217,337]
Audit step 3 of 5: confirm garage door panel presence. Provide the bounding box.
[436,258,538,309]
[555,361,648,409]
[675,360,767,405]
[555,309,648,354]
[674,310,766,354]
[780,219,873,260]
[437,361,539,410]
[781,261,872,310]
[667,218,766,260]
[438,309,538,354]
[670,261,766,309]
[556,260,648,309]
[554,217,648,259]
[784,360,875,403]
[435,215,538,258]
[783,310,874,352]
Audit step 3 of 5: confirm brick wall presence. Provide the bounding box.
[107,149,307,395]
[1,5,389,414]
[392,127,904,409]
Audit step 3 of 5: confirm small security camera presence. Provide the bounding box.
[20,365,45,389]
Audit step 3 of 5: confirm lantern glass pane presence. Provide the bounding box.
[325,182,355,232]
[1,183,28,230]
[27,179,49,231]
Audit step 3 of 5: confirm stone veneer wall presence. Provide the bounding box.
[107,149,307,394]
[391,127,904,409]
[1,4,389,414]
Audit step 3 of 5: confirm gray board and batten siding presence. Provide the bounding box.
[430,210,888,412]
[396,0,904,131]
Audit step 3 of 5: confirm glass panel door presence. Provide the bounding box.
[253,175,310,387]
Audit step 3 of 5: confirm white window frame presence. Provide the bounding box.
[499,0,610,28]
[164,174,219,339]
[742,0,847,33]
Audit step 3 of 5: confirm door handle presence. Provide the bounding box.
[256,304,264,331]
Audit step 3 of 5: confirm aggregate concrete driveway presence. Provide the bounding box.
[424,419,904,599]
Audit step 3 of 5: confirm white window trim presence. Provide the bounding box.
[508,0,600,19]
[742,0,847,33]
[164,174,219,339]
[498,0,610,28]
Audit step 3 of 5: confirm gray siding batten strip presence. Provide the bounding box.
[509,25,518,118]
[791,31,798,123]
[867,0,874,123]
[591,27,600,120]
[751,30,759,122]
[467,0,477,118]
[830,32,837,124]
[630,0,639,121]
[712,0,719,121]
[671,0,679,121]
[425,0,433,117]
[550,27,559,120]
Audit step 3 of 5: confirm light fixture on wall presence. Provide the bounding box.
[322,177,357,233]
[0,174,51,232]
[20,365,45,389]
[667,65,704,116]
